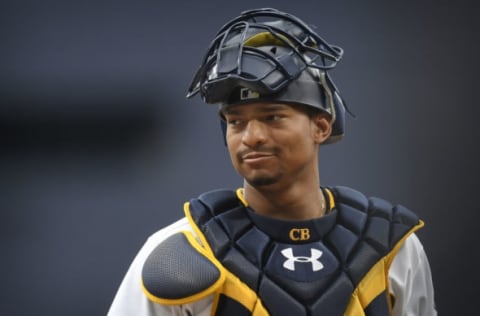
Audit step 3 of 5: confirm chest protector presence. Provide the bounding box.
[142,186,423,315]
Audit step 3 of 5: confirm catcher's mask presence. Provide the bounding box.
[186,7,349,144]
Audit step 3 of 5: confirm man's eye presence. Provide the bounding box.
[227,119,241,126]
[265,115,281,121]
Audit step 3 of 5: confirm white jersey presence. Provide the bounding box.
[108,217,436,316]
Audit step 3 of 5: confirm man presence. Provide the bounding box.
[108,8,436,315]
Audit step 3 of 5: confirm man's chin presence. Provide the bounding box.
[246,176,279,187]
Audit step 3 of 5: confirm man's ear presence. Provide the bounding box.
[312,112,332,144]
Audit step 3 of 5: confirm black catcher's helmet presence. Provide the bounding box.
[187,8,348,144]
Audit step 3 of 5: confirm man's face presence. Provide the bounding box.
[221,102,329,189]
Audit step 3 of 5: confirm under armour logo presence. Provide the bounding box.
[281,248,324,272]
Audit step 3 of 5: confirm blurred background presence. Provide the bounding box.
[1,0,478,314]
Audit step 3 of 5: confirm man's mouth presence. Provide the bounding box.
[241,151,275,163]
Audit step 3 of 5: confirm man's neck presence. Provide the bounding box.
[243,180,326,221]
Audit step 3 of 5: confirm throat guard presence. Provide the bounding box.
[142,187,423,315]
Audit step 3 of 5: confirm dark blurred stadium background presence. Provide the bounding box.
[1,1,477,314]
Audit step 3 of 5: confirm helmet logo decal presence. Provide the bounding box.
[240,88,260,100]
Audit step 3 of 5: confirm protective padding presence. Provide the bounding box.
[185,186,423,315]
[141,232,224,304]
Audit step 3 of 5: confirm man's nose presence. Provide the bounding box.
[242,120,267,147]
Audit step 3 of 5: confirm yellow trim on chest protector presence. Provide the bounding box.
[141,216,268,314]
[184,201,269,315]
[345,220,424,316]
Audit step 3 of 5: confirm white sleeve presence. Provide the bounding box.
[389,233,437,316]
[107,218,213,316]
